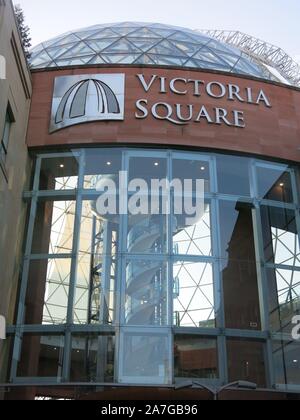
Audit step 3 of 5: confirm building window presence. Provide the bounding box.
[0,104,14,164]
[9,148,300,390]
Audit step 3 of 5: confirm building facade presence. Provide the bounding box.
[0,0,31,393]
[0,18,299,400]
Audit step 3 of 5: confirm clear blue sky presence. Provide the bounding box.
[14,0,300,62]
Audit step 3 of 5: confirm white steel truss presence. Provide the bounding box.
[198,30,300,87]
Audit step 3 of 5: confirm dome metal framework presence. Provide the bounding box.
[30,22,271,80]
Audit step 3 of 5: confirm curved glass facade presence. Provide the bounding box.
[7,148,300,391]
[30,22,271,81]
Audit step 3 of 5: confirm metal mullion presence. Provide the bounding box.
[173,254,216,264]
[224,329,268,340]
[173,327,220,336]
[210,154,228,383]
[252,202,276,389]
[260,199,296,210]
[36,152,81,160]
[29,253,74,260]
[62,151,85,382]
[37,190,77,200]
[10,161,41,381]
[265,263,300,272]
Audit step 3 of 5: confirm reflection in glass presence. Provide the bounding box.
[129,156,167,184]
[70,334,115,383]
[261,206,300,266]
[32,200,76,255]
[172,158,210,192]
[84,149,122,189]
[127,211,167,255]
[25,259,71,325]
[125,260,168,326]
[120,331,170,384]
[218,200,261,329]
[216,154,251,196]
[17,335,64,379]
[268,268,300,333]
[273,341,300,386]
[39,157,79,190]
[256,166,293,203]
[227,339,267,388]
[74,200,119,325]
[174,336,218,379]
[173,204,211,256]
[173,262,215,328]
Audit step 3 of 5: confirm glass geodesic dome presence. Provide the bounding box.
[30,22,271,80]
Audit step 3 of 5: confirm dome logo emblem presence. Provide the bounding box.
[50,74,125,132]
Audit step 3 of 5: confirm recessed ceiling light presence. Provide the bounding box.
[279,183,284,187]
[107,161,112,166]
[201,166,206,171]
[59,164,64,168]
[293,360,298,363]
[154,162,159,167]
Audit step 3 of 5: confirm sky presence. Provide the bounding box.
[14,0,300,63]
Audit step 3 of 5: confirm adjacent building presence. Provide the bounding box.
[0,0,31,392]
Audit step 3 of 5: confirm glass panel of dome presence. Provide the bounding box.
[41,33,72,49]
[205,39,238,55]
[87,39,119,52]
[148,28,177,38]
[60,42,96,58]
[147,41,187,57]
[192,59,232,72]
[124,260,168,326]
[110,27,140,37]
[267,267,300,334]
[148,55,189,66]
[171,41,203,57]
[101,53,141,64]
[215,51,241,67]
[86,28,120,39]
[30,51,52,66]
[52,33,81,46]
[260,206,300,266]
[45,45,80,60]
[193,48,225,64]
[55,56,95,66]
[173,261,216,328]
[75,29,105,40]
[128,38,160,52]
[174,335,219,380]
[134,54,156,65]
[128,27,161,39]
[168,31,201,44]
[184,59,198,68]
[101,39,142,54]
[87,55,107,64]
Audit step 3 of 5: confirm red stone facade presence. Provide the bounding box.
[27,66,300,163]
